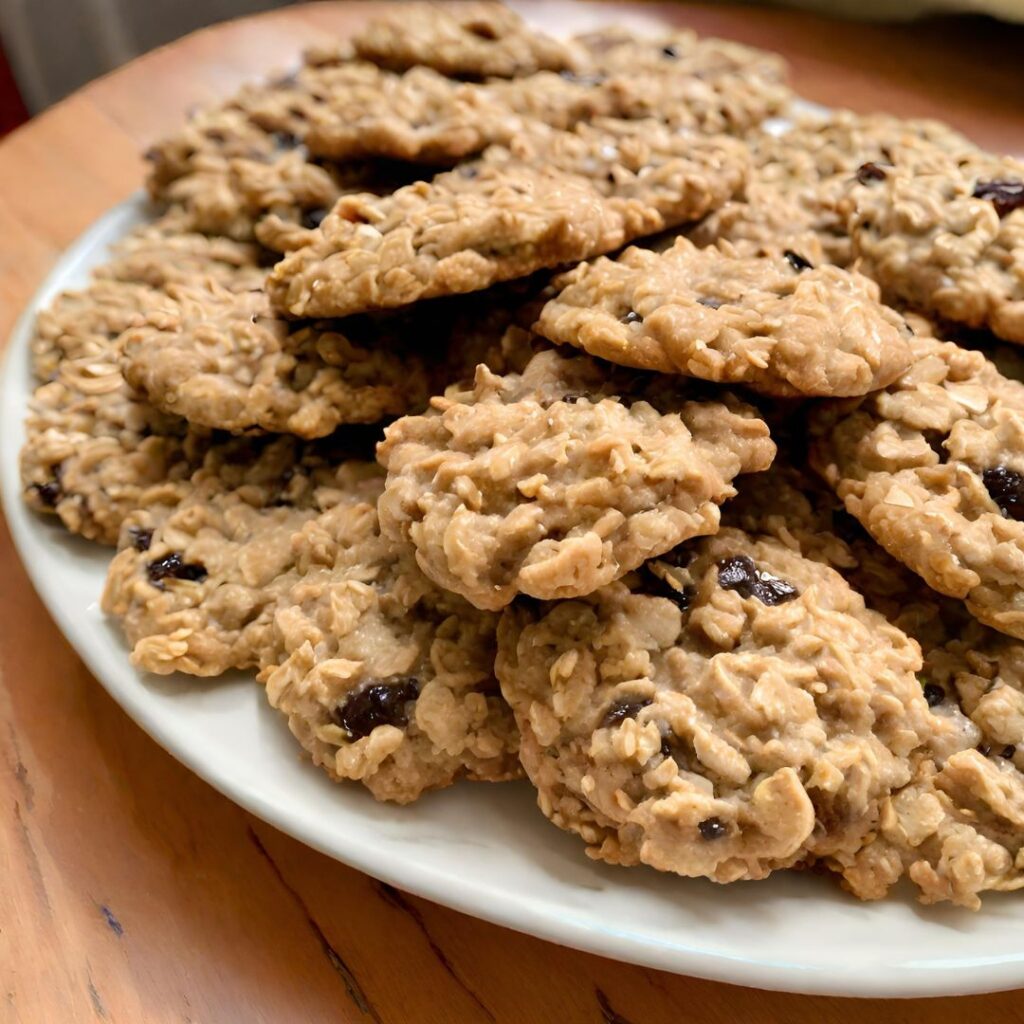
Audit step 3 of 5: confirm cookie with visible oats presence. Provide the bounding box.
[351,2,581,78]
[723,460,1024,908]
[496,527,956,884]
[20,338,206,546]
[536,237,913,397]
[120,281,430,438]
[101,440,379,675]
[843,150,1024,343]
[811,332,1024,639]
[377,347,774,610]
[267,164,666,319]
[265,531,521,804]
[30,279,169,381]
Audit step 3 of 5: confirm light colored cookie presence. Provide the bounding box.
[496,528,953,883]
[536,237,913,396]
[697,110,977,267]
[305,48,787,166]
[120,280,429,437]
[351,2,581,78]
[724,460,1024,907]
[843,151,1024,342]
[836,752,1024,910]
[30,279,169,381]
[265,534,521,804]
[485,119,749,225]
[21,339,205,545]
[811,332,1024,639]
[377,347,775,610]
[95,213,267,292]
[102,444,383,675]
[267,164,665,319]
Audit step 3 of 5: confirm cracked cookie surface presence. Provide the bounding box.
[536,237,912,396]
[496,528,953,883]
[377,347,774,610]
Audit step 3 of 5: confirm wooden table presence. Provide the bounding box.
[2,3,1024,1020]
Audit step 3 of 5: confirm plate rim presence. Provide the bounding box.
[4,192,1024,1001]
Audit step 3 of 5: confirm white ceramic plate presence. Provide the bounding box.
[4,194,1024,1000]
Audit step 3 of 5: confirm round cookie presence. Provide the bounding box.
[377,347,775,610]
[351,2,582,78]
[120,280,430,438]
[496,527,954,883]
[535,237,913,397]
[724,460,1024,907]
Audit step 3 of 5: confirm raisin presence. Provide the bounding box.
[697,296,723,309]
[620,310,643,325]
[128,527,153,552]
[717,555,798,605]
[972,179,1024,218]
[784,250,813,272]
[641,563,695,611]
[698,817,728,840]
[33,480,61,507]
[983,466,1024,521]
[147,553,208,584]
[662,44,680,58]
[979,743,992,757]
[923,682,945,707]
[1001,745,1017,759]
[301,207,328,230]
[855,161,889,185]
[331,677,419,739]
[601,698,652,728]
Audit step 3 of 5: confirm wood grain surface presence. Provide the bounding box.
[2,4,1024,1022]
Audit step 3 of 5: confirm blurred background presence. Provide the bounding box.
[0,0,1022,135]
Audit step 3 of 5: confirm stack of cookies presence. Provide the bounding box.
[21,2,1024,911]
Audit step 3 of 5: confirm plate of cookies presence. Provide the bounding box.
[4,1,1024,998]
